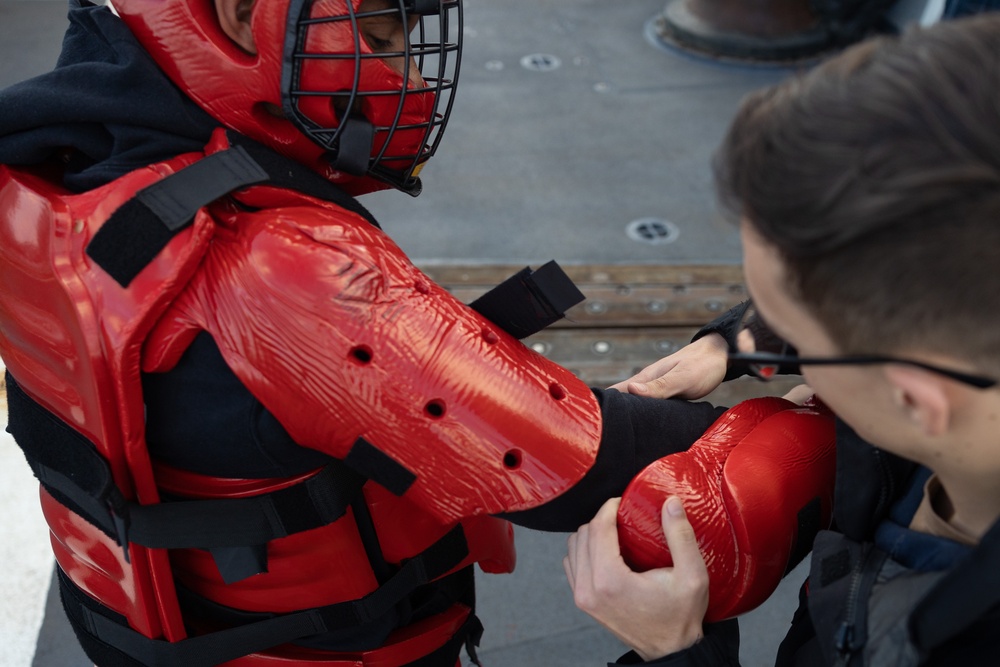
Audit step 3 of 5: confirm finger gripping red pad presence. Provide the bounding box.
[617,396,836,621]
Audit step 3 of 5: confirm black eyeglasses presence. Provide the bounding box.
[725,303,997,390]
[728,351,997,389]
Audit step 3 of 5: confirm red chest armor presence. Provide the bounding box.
[0,130,601,664]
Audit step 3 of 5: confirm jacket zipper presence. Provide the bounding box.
[833,555,866,667]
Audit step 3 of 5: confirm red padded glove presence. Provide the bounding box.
[617,396,836,621]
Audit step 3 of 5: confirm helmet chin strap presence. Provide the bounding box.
[328,115,375,176]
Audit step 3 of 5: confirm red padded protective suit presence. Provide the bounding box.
[0,129,602,664]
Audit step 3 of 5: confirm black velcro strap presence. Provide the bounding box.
[6,371,366,553]
[470,260,585,339]
[342,525,469,626]
[59,567,326,667]
[209,544,269,585]
[86,132,380,288]
[344,437,417,496]
[175,564,476,655]
[60,526,471,667]
[86,146,269,287]
[225,131,380,227]
[127,460,366,549]
[5,372,130,543]
[330,116,375,177]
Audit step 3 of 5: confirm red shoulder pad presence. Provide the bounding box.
[145,196,602,524]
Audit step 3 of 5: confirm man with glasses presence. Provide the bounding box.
[565,12,1000,666]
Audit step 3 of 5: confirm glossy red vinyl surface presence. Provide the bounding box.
[158,465,515,614]
[143,174,602,524]
[173,513,383,612]
[0,160,215,641]
[617,397,836,621]
[364,482,516,575]
[41,489,169,638]
[1,136,592,660]
[111,0,427,195]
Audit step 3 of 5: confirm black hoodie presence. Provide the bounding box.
[0,0,218,192]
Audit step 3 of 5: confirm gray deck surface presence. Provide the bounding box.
[2,1,817,665]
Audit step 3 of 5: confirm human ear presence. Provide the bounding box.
[216,0,257,55]
[884,365,951,437]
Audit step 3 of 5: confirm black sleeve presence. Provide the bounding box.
[610,619,742,666]
[501,388,727,532]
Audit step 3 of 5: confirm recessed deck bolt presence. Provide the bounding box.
[531,342,550,355]
[521,53,562,71]
[626,218,679,245]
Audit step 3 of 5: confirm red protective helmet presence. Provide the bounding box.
[111,0,463,195]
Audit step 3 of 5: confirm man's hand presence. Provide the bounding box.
[564,497,709,662]
[782,384,814,405]
[608,334,728,400]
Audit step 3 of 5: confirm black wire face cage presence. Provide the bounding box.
[281,0,463,195]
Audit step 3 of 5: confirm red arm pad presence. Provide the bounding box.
[617,396,836,621]
[143,194,602,524]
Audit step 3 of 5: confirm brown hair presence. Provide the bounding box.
[714,14,1000,369]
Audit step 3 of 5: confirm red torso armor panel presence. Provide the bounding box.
[0,129,602,665]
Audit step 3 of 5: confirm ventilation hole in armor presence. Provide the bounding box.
[350,345,374,364]
[549,383,567,400]
[425,399,446,419]
[503,449,523,469]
